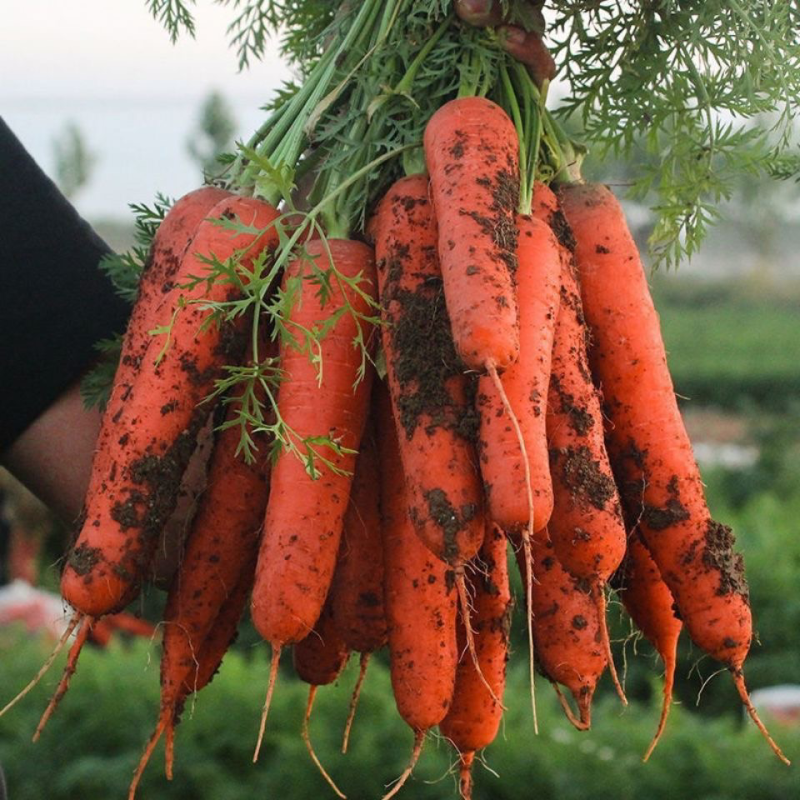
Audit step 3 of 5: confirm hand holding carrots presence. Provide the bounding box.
[455,0,555,86]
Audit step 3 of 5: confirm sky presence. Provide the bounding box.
[1,0,294,218]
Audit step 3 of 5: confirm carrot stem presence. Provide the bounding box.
[593,586,627,706]
[253,644,282,763]
[486,360,537,731]
[302,686,347,799]
[342,652,370,754]
[32,615,93,741]
[732,669,790,766]
[0,611,82,719]
[381,730,424,800]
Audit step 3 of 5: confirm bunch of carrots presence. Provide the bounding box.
[2,3,791,798]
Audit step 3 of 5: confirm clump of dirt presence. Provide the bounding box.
[67,543,102,576]
[552,445,616,511]
[548,208,577,252]
[643,476,690,530]
[386,272,472,441]
[550,374,594,436]
[423,488,477,564]
[702,519,749,602]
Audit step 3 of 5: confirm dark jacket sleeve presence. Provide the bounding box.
[0,116,131,453]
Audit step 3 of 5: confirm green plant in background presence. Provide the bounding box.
[186,90,238,179]
[1,631,799,800]
[52,122,97,200]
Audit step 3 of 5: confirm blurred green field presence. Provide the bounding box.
[1,627,799,800]
[652,276,800,410]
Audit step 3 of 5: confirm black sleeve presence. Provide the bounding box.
[0,117,131,453]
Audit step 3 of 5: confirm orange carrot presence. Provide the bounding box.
[250,238,377,753]
[531,182,627,702]
[85,186,231,575]
[327,416,387,752]
[514,528,607,729]
[127,374,270,792]
[62,194,280,620]
[329,417,386,655]
[424,96,520,371]
[378,383,457,794]
[559,181,788,763]
[439,523,511,800]
[129,563,256,798]
[160,387,270,719]
[474,212,559,534]
[372,174,484,569]
[371,174,489,703]
[617,530,682,761]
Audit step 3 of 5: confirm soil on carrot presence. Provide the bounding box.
[384,266,473,440]
[548,208,577,252]
[419,488,478,565]
[465,167,519,276]
[115,408,207,546]
[703,519,750,602]
[66,543,102,577]
[642,476,691,530]
[550,374,594,436]
[551,445,617,512]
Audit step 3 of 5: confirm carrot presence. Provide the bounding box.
[372,174,484,568]
[514,528,607,729]
[84,186,232,572]
[160,386,270,722]
[617,530,682,761]
[327,416,387,752]
[439,523,511,800]
[126,375,271,793]
[559,181,788,763]
[530,182,627,702]
[378,383,457,797]
[129,563,256,799]
[250,238,377,755]
[371,174,488,702]
[61,194,280,619]
[424,96,520,372]
[293,602,350,800]
[329,417,386,655]
[0,193,276,729]
[474,212,559,534]
[536,183,626,580]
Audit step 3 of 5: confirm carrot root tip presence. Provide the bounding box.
[642,655,676,763]
[0,610,83,721]
[381,731,424,800]
[128,713,169,800]
[33,615,94,741]
[458,751,475,800]
[303,686,347,799]
[253,644,282,764]
[594,587,627,706]
[732,669,790,766]
[342,652,370,754]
